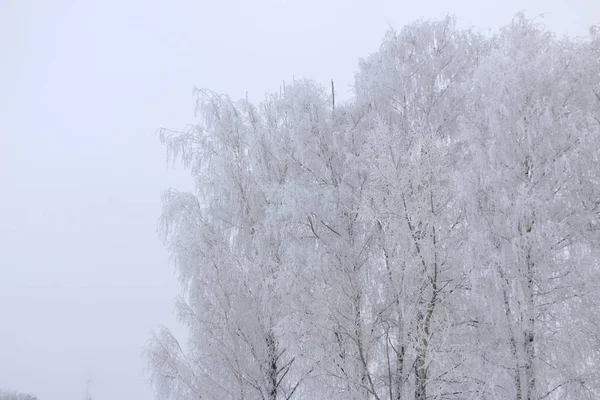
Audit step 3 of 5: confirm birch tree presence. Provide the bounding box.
[148,89,310,400]
[354,16,490,399]
[465,14,600,400]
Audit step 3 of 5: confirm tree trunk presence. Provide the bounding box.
[497,266,523,400]
[524,249,536,400]
[266,331,278,400]
[395,343,405,400]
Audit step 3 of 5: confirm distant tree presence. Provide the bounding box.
[0,389,38,400]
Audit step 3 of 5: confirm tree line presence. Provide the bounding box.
[147,14,600,400]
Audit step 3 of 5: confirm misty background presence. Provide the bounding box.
[1,1,598,399]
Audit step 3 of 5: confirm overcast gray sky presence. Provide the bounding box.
[0,1,598,399]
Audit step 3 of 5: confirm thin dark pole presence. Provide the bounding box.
[331,79,335,111]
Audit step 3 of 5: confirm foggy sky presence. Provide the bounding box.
[1,1,598,399]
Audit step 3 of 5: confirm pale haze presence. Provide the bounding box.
[0,1,598,400]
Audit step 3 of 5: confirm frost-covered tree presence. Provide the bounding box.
[354,16,489,399]
[147,88,315,400]
[0,390,38,400]
[148,13,600,400]
[463,14,600,399]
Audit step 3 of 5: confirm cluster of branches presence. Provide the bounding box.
[146,14,600,400]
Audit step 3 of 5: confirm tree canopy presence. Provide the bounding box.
[147,14,600,400]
